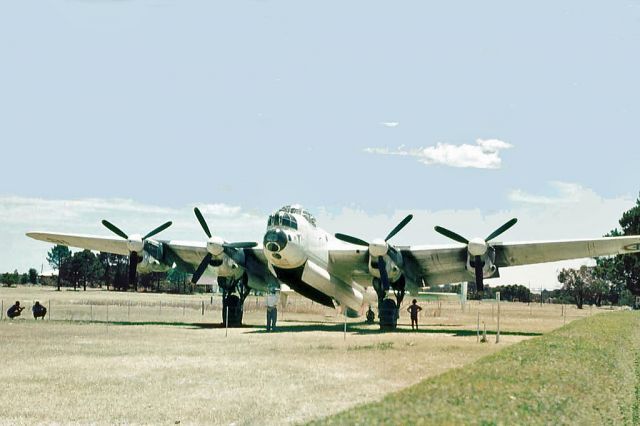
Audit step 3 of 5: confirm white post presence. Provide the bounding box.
[460,282,468,311]
[496,292,501,344]
[225,306,229,338]
[344,312,347,341]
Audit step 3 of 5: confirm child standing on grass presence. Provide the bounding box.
[406,299,422,330]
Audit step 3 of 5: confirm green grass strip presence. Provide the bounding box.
[311,311,640,425]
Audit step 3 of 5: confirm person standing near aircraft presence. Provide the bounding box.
[266,289,279,332]
[406,299,422,330]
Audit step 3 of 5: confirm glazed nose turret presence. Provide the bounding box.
[264,229,288,253]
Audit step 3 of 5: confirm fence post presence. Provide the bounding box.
[343,312,347,341]
[496,292,501,344]
[1,300,3,320]
[476,310,480,343]
[201,300,205,316]
[90,303,93,321]
[128,301,130,321]
[48,300,51,320]
[225,306,229,338]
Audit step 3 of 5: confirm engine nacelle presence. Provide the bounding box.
[466,246,498,278]
[368,252,402,284]
[218,254,245,280]
[138,251,171,273]
[137,240,171,273]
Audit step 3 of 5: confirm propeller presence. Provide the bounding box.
[191,207,257,284]
[101,219,172,286]
[335,214,413,291]
[434,218,517,292]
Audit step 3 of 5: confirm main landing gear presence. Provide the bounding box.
[218,273,251,327]
[372,276,406,331]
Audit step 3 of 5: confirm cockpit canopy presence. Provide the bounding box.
[267,205,317,229]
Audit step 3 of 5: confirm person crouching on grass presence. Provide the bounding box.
[7,301,25,319]
[406,299,422,330]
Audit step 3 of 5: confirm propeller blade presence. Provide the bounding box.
[485,218,518,242]
[335,233,370,247]
[102,220,128,239]
[143,221,173,240]
[385,214,413,242]
[129,251,139,286]
[224,242,258,249]
[377,256,390,291]
[191,253,213,284]
[474,255,484,292]
[434,226,469,244]
[194,207,212,238]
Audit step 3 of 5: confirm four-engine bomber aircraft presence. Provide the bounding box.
[27,204,640,328]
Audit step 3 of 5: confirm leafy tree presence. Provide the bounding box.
[558,266,590,309]
[98,252,129,291]
[47,244,71,291]
[63,250,104,291]
[20,273,28,284]
[492,284,531,302]
[167,268,190,294]
[28,268,38,284]
[1,270,20,287]
[593,196,640,297]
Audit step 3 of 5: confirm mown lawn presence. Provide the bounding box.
[311,311,640,425]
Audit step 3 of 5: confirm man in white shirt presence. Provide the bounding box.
[266,289,279,332]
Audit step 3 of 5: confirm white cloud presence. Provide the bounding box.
[509,181,591,205]
[365,138,513,169]
[197,203,242,217]
[381,121,400,128]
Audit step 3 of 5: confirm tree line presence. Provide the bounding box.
[557,195,640,308]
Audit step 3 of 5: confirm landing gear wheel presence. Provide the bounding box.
[219,273,251,327]
[379,298,397,331]
[223,294,243,326]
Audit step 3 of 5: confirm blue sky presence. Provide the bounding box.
[1,1,639,288]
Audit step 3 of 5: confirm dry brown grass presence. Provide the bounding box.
[0,286,603,425]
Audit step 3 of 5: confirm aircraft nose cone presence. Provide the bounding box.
[264,229,288,253]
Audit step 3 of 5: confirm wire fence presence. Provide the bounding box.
[0,295,336,323]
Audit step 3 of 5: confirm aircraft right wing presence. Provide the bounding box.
[26,232,132,256]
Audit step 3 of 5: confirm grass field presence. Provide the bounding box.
[313,310,640,425]
[0,286,607,425]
